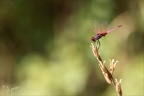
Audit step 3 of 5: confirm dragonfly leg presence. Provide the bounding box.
[97,40,101,50]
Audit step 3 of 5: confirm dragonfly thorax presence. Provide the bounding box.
[91,34,103,42]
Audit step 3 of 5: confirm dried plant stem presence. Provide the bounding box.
[90,43,122,96]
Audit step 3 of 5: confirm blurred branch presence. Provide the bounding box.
[90,43,122,96]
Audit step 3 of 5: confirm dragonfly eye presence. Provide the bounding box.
[91,37,96,42]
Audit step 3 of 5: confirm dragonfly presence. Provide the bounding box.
[91,22,122,49]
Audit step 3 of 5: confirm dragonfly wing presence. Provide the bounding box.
[101,20,108,33]
[92,20,100,34]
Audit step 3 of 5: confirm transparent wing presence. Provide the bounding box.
[100,20,108,33]
[92,20,100,34]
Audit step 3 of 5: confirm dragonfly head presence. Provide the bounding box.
[91,36,96,42]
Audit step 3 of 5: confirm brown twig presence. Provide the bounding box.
[90,43,122,96]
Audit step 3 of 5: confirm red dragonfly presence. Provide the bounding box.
[91,22,122,49]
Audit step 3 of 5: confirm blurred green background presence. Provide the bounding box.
[0,0,144,96]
